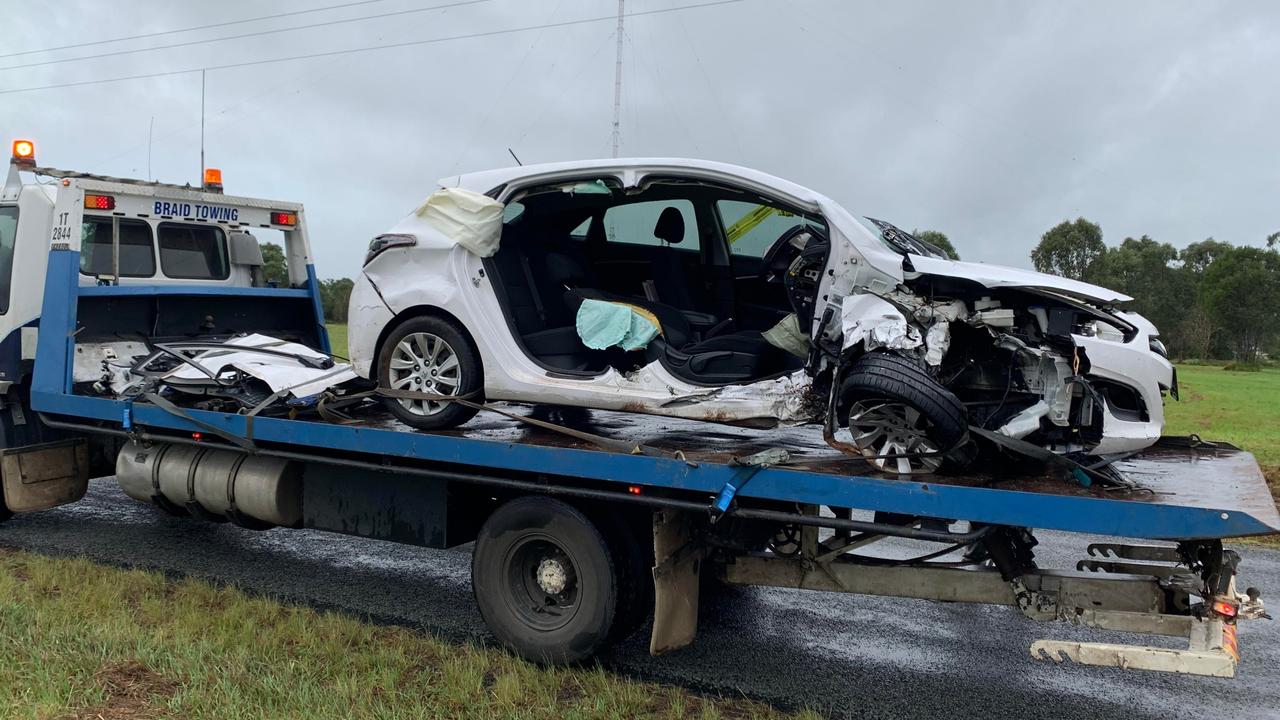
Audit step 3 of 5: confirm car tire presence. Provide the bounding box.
[839,352,974,473]
[377,315,482,430]
[472,496,619,664]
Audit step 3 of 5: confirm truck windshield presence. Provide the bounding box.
[0,206,17,314]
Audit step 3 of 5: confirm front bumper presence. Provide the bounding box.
[1073,329,1175,456]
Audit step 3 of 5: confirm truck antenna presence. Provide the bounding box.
[147,116,154,181]
[507,148,523,166]
[199,69,206,184]
[610,0,624,158]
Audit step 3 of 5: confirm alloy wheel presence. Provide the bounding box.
[847,400,943,474]
[387,331,462,416]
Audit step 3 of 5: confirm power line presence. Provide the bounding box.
[0,0,398,59]
[0,0,745,96]
[0,0,491,71]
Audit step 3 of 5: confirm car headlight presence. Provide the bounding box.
[1149,336,1168,358]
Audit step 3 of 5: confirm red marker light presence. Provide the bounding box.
[83,194,115,210]
[191,432,203,442]
[11,139,35,167]
[1211,599,1237,618]
[270,211,298,226]
[628,485,643,495]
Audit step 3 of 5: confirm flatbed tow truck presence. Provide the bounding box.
[1,140,1276,679]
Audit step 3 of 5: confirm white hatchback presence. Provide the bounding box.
[348,158,1175,473]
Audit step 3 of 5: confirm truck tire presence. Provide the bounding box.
[472,496,619,664]
[599,511,653,643]
[377,315,482,430]
[839,352,974,473]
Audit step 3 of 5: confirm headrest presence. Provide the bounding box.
[653,206,685,244]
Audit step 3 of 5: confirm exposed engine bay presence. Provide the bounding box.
[765,220,1176,462]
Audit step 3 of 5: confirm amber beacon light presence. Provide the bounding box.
[202,167,223,192]
[11,139,35,167]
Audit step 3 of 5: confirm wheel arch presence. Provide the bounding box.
[370,304,483,383]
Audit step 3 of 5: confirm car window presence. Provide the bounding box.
[157,223,229,280]
[502,201,525,224]
[0,206,16,313]
[80,218,156,278]
[602,200,697,249]
[717,199,822,258]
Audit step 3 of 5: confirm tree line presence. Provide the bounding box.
[261,242,354,324]
[269,219,1280,362]
[914,224,1280,362]
[1027,218,1280,361]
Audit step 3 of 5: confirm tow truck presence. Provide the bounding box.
[0,139,1275,678]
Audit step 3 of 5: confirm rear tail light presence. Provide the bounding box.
[1211,599,1238,618]
[271,211,298,227]
[83,194,115,210]
[364,234,416,265]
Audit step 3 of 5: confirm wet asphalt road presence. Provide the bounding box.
[3,479,1278,720]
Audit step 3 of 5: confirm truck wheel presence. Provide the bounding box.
[377,315,482,430]
[472,496,619,664]
[839,352,973,473]
[600,511,653,643]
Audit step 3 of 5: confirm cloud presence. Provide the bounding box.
[3,0,1277,274]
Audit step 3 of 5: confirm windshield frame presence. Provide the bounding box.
[862,217,949,260]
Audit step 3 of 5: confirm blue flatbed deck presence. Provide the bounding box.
[32,389,1280,541]
[30,248,1280,543]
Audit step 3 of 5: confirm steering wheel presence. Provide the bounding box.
[758,225,815,282]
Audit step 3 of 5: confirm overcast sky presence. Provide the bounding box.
[3,0,1278,276]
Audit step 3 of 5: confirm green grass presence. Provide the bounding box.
[0,549,814,720]
[327,323,348,359]
[1164,364,1280,468]
[1164,364,1280,545]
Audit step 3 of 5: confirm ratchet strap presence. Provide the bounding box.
[315,385,671,458]
[141,392,257,452]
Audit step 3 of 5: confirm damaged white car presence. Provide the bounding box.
[348,158,1176,473]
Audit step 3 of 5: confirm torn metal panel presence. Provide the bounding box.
[72,340,149,393]
[161,334,357,398]
[840,294,921,352]
[588,364,816,425]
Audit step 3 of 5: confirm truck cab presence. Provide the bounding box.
[0,138,327,481]
[0,139,327,393]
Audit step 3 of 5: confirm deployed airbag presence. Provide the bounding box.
[575,299,661,351]
[412,187,504,257]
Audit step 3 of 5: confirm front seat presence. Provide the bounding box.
[547,250,695,347]
[648,206,700,312]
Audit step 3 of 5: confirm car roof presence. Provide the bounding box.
[437,157,829,211]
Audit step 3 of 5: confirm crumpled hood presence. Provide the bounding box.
[907,255,1132,304]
